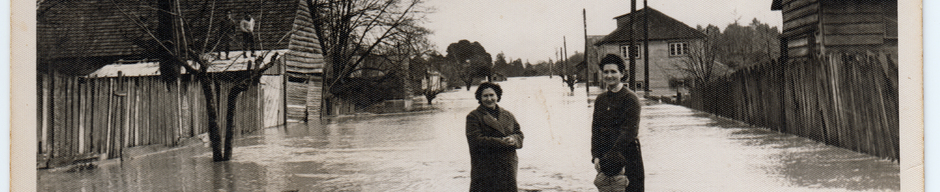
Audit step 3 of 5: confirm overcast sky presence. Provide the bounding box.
[422,0,782,64]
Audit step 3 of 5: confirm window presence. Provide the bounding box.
[669,42,689,56]
[619,44,642,59]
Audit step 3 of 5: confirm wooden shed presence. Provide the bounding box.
[765,0,899,160]
[36,0,326,167]
[772,0,898,61]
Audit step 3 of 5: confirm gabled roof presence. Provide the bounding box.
[771,0,783,10]
[596,7,705,45]
[37,0,301,60]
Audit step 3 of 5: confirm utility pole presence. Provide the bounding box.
[553,48,557,79]
[629,0,637,91]
[583,8,590,97]
[643,0,650,95]
[563,36,568,81]
[547,57,552,77]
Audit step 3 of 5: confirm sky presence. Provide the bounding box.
[422,0,782,64]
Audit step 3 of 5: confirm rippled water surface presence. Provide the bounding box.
[38,76,899,191]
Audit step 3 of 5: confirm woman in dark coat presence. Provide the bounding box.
[466,82,524,192]
[592,54,644,192]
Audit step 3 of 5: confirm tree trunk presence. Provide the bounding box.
[198,76,224,161]
[222,84,247,161]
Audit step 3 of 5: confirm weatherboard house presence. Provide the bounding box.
[771,0,897,61]
[593,7,706,93]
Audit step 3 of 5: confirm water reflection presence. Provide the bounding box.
[38,76,898,191]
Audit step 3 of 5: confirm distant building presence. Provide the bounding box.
[771,0,898,62]
[594,7,706,93]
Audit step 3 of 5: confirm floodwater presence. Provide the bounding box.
[38,76,899,191]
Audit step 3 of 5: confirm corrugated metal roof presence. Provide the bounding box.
[86,50,288,78]
[85,61,161,78]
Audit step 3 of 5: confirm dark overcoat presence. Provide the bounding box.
[465,105,524,192]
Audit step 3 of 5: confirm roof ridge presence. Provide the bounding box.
[596,7,706,45]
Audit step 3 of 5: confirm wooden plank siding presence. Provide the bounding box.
[823,23,884,35]
[285,79,308,122]
[279,0,326,121]
[36,74,265,168]
[779,0,819,58]
[305,79,323,121]
[819,2,887,46]
[285,0,325,75]
[685,50,898,161]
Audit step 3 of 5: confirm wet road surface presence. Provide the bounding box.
[38,76,899,191]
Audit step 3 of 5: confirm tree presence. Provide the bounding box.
[678,20,779,88]
[308,0,430,110]
[493,52,510,78]
[554,52,583,92]
[676,24,724,87]
[97,0,281,161]
[357,20,436,108]
[445,40,492,90]
[426,52,456,90]
[711,19,780,69]
[510,58,524,77]
[532,60,552,76]
[408,50,448,105]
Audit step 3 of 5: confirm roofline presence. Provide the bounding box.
[85,49,289,78]
[771,0,783,10]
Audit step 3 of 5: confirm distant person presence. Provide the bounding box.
[466,82,524,192]
[592,54,644,191]
[216,10,237,59]
[239,13,256,57]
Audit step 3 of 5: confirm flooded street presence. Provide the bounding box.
[38,76,899,191]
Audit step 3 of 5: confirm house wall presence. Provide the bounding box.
[818,1,897,56]
[285,76,309,122]
[596,39,697,94]
[261,75,283,127]
[779,0,897,59]
[283,0,328,121]
[779,0,821,59]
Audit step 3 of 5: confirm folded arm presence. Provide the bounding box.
[466,115,514,149]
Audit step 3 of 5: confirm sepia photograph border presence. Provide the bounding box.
[11,0,924,191]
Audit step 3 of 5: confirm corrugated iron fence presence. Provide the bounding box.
[686,50,898,160]
[37,73,263,168]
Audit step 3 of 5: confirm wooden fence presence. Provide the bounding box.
[685,50,898,160]
[37,72,263,168]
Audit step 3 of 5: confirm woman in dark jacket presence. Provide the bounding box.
[466,82,524,192]
[592,54,644,192]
